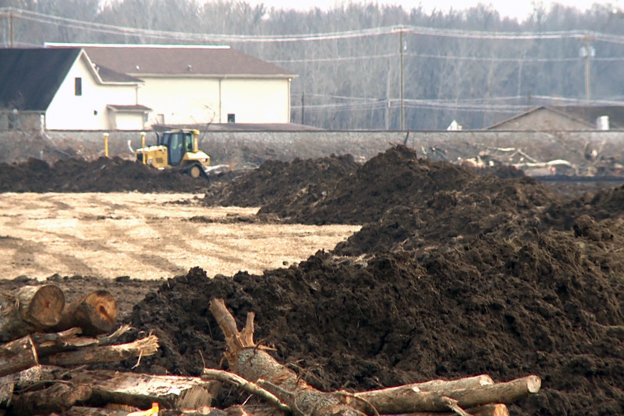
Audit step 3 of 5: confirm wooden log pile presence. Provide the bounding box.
[0,288,543,416]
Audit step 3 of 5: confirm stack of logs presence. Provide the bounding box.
[0,287,542,416]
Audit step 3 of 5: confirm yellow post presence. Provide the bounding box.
[103,133,109,158]
[192,129,199,153]
[140,132,146,165]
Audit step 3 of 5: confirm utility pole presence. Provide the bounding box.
[584,35,592,107]
[301,92,305,125]
[399,29,405,131]
[385,59,391,130]
[0,9,14,47]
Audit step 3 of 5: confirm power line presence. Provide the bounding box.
[274,52,624,64]
[4,7,624,45]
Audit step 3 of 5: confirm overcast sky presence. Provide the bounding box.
[251,0,620,22]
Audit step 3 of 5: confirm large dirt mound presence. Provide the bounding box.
[124,216,624,416]
[543,184,624,229]
[201,154,360,207]
[259,146,558,227]
[0,157,210,193]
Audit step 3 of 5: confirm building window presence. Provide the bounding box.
[74,77,82,96]
[227,113,235,123]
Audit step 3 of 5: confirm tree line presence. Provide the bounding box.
[1,0,624,130]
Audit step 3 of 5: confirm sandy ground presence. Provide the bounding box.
[0,193,360,280]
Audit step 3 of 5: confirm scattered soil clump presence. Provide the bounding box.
[201,154,359,207]
[0,157,210,193]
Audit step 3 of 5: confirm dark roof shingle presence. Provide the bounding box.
[0,48,81,111]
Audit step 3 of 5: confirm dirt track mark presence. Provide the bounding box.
[0,193,359,279]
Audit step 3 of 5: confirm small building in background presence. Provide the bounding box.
[486,106,595,131]
[486,105,624,131]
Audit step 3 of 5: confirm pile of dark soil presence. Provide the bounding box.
[115,145,624,416]
[0,157,210,193]
[124,216,624,416]
[543,184,624,229]
[201,155,359,207]
[259,146,558,227]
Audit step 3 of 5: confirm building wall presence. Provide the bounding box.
[220,79,290,124]
[46,55,138,130]
[137,77,290,126]
[110,112,145,131]
[137,78,220,126]
[490,109,592,131]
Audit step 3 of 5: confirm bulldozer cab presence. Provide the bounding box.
[161,131,194,166]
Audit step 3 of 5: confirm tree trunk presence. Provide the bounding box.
[51,291,118,336]
[0,329,156,378]
[8,368,220,414]
[0,336,38,379]
[351,375,538,412]
[400,404,509,416]
[444,376,541,408]
[210,298,369,416]
[42,335,159,367]
[10,383,92,416]
[73,370,220,410]
[0,285,65,342]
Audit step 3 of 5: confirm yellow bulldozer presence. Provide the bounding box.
[135,129,214,178]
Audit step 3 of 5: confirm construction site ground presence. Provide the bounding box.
[0,192,357,281]
[3,150,624,416]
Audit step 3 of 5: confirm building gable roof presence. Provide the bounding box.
[51,44,296,78]
[555,105,624,130]
[0,47,81,112]
[486,106,595,130]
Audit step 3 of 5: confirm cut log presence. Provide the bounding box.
[0,285,65,342]
[10,382,92,415]
[9,368,221,413]
[343,375,538,414]
[51,291,118,336]
[351,375,495,411]
[42,334,159,367]
[0,335,38,379]
[413,375,495,392]
[0,328,92,378]
[70,369,221,410]
[444,376,541,408]
[0,329,154,378]
[344,376,538,414]
[395,404,509,416]
[202,368,290,413]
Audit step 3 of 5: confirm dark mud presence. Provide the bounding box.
[201,155,360,208]
[125,223,624,416]
[0,157,214,193]
[118,146,624,416]
[7,145,624,416]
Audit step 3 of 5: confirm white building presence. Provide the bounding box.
[0,47,147,131]
[51,43,296,127]
[0,44,296,131]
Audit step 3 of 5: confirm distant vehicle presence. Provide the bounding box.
[135,129,216,178]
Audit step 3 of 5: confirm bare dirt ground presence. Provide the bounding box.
[0,192,359,281]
